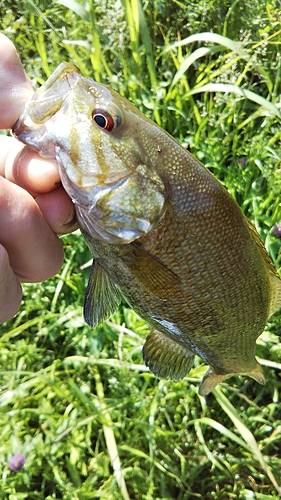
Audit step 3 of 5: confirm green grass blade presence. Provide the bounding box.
[55,0,89,20]
[94,366,130,500]
[186,83,281,118]
[171,46,217,86]
[213,387,281,495]
[51,249,76,312]
[189,416,247,449]
[121,0,140,65]
[165,32,249,60]
[137,0,157,89]
[27,0,59,32]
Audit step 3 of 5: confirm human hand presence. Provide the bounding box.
[0,34,78,323]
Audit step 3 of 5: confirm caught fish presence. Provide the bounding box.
[12,63,281,396]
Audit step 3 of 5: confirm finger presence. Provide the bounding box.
[0,176,64,282]
[0,136,77,234]
[0,245,22,323]
[0,136,60,194]
[36,187,78,235]
[0,34,34,129]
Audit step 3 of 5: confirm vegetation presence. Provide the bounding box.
[0,0,281,498]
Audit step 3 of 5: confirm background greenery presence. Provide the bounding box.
[1,0,281,498]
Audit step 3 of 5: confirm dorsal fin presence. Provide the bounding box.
[244,217,281,317]
[84,260,121,327]
[245,217,279,275]
[268,273,281,318]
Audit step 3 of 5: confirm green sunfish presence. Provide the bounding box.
[12,63,281,395]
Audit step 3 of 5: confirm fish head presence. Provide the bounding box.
[13,63,167,244]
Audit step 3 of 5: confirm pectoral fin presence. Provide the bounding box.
[142,329,195,380]
[84,260,121,327]
[121,244,181,300]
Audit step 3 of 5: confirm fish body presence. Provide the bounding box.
[12,63,281,395]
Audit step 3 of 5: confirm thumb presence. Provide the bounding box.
[0,34,34,129]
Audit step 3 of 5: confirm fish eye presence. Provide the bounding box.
[92,109,119,132]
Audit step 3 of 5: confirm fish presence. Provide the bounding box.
[12,62,281,396]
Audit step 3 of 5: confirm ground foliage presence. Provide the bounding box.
[0,0,281,498]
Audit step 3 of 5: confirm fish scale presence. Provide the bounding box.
[12,62,281,396]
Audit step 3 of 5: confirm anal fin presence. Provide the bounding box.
[142,329,195,380]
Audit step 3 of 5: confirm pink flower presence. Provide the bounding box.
[9,454,26,471]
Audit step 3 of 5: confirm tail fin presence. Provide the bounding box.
[199,360,265,396]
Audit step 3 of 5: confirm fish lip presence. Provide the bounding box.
[12,117,22,136]
[12,111,32,140]
[12,111,50,152]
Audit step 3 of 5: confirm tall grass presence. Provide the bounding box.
[0,0,281,498]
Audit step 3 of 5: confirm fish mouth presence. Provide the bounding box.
[12,65,81,159]
[12,112,42,142]
[12,113,57,160]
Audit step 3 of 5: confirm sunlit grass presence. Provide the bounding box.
[0,0,281,498]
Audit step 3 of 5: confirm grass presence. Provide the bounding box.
[1,0,281,498]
